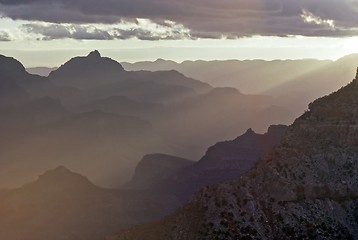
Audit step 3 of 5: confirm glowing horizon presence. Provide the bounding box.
[1,35,358,68]
[0,0,358,67]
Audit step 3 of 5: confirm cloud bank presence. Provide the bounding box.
[0,30,11,41]
[21,20,192,41]
[1,0,358,40]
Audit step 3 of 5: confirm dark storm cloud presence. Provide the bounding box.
[0,31,11,41]
[1,0,358,38]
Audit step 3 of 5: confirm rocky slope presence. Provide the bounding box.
[109,70,358,239]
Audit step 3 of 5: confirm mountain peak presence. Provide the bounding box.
[38,166,78,180]
[244,128,255,135]
[33,166,95,190]
[49,50,125,89]
[88,50,101,58]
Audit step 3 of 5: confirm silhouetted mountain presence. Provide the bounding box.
[0,166,126,240]
[0,54,29,79]
[0,55,35,107]
[0,54,52,94]
[123,58,358,114]
[0,54,86,108]
[49,51,211,105]
[125,154,194,189]
[121,59,331,94]
[111,69,358,239]
[49,50,126,89]
[31,166,96,190]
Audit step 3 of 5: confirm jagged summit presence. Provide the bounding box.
[88,50,101,58]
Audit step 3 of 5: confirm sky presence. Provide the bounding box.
[0,0,358,67]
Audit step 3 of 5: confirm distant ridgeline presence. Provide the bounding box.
[0,51,295,189]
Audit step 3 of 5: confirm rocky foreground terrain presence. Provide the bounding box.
[109,71,358,239]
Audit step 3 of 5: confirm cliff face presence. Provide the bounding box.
[115,126,286,227]
[110,74,358,239]
[158,125,288,201]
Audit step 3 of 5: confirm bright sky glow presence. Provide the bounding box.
[0,17,357,67]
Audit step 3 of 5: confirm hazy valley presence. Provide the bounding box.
[0,51,357,240]
[1,51,297,189]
